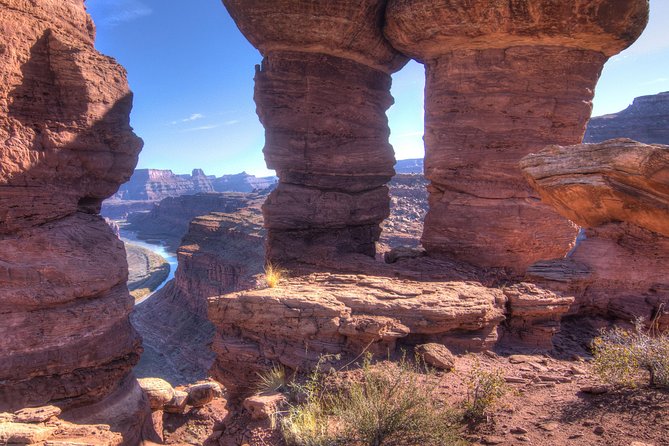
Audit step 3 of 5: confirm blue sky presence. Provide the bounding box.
[86,0,669,177]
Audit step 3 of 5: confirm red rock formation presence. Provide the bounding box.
[222,0,408,262]
[126,192,261,250]
[585,91,669,145]
[113,168,215,201]
[208,257,573,393]
[384,0,649,273]
[522,139,669,329]
[0,0,148,440]
[131,206,264,385]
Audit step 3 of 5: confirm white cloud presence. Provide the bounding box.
[170,113,205,125]
[182,124,221,132]
[90,0,153,27]
[224,120,240,126]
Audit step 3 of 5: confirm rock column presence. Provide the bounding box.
[384,0,649,273]
[0,0,146,439]
[222,0,408,262]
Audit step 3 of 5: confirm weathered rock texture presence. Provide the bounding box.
[0,0,148,440]
[384,0,649,273]
[585,91,669,145]
[0,405,123,445]
[208,257,573,393]
[522,139,669,329]
[131,204,264,385]
[223,0,408,262]
[127,192,263,250]
[113,168,214,201]
[211,171,277,193]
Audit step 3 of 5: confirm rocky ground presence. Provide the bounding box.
[148,347,669,446]
[126,243,170,301]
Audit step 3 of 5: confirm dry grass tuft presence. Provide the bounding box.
[265,262,287,288]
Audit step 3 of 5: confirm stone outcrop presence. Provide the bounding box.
[208,261,573,393]
[0,405,123,445]
[0,0,147,428]
[113,168,214,201]
[394,158,424,175]
[384,0,649,273]
[522,139,669,329]
[223,0,409,262]
[585,91,669,145]
[126,192,263,250]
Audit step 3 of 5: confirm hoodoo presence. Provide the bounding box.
[222,0,409,262]
[0,0,147,441]
[384,0,649,273]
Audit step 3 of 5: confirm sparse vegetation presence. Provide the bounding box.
[278,355,464,446]
[256,364,289,394]
[265,262,287,288]
[462,358,506,422]
[592,317,669,389]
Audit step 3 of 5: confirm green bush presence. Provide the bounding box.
[592,319,669,388]
[462,358,506,422]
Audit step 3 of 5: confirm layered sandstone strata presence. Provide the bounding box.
[131,207,264,384]
[585,91,669,145]
[208,268,573,393]
[114,168,214,201]
[223,0,408,262]
[126,192,262,250]
[522,139,669,329]
[0,0,146,437]
[384,0,648,273]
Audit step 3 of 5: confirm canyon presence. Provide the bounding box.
[2,0,667,445]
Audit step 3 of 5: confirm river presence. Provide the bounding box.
[119,227,178,301]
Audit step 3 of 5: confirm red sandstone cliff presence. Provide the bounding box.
[0,0,149,442]
[585,91,669,145]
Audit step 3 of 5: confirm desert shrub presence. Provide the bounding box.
[265,262,287,288]
[256,364,289,394]
[330,356,463,446]
[592,319,669,388]
[279,355,464,446]
[462,358,506,421]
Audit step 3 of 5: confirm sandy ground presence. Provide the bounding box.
[126,242,170,301]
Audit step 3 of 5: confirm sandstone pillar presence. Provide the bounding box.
[0,0,146,439]
[384,0,649,273]
[222,0,408,262]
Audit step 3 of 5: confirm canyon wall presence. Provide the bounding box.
[114,168,214,201]
[585,91,669,145]
[384,0,648,273]
[522,139,669,330]
[223,0,409,262]
[0,0,149,441]
[126,192,265,250]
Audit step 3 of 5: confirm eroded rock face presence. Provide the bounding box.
[223,0,408,262]
[208,265,572,393]
[126,192,262,250]
[585,91,669,145]
[114,169,215,201]
[0,0,146,435]
[384,0,648,273]
[522,139,669,329]
[131,206,264,385]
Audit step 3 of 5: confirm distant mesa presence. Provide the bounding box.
[394,158,423,175]
[584,91,669,145]
[111,168,278,202]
